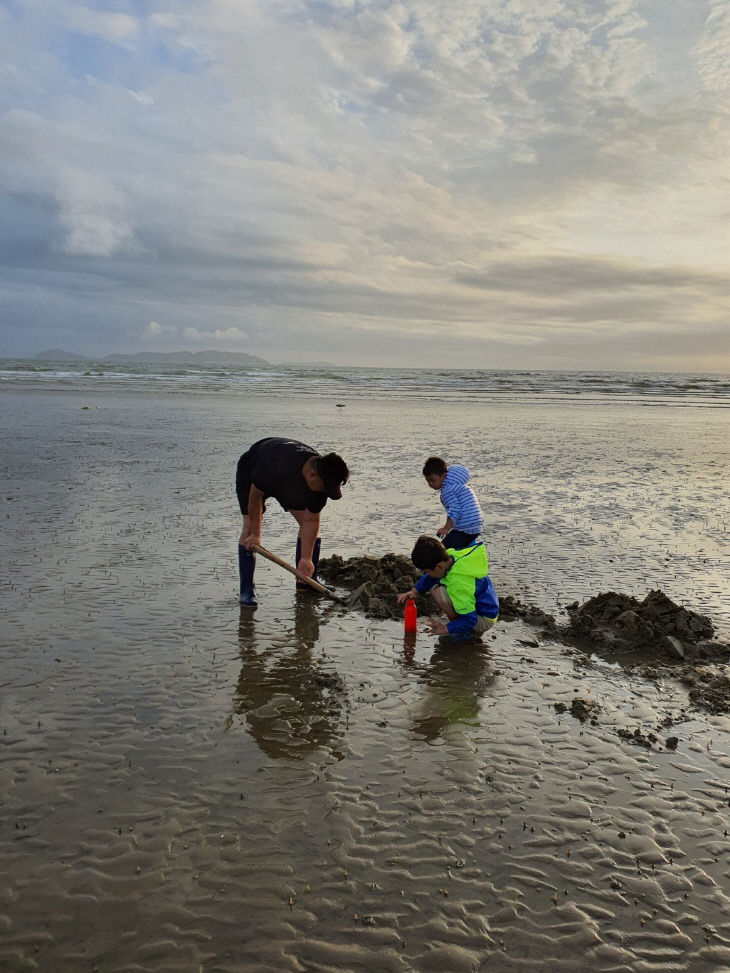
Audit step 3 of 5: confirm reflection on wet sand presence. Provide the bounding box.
[234,596,349,760]
[405,640,496,743]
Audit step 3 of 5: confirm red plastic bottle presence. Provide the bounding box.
[404,597,417,633]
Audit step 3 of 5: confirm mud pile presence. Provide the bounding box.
[320,552,559,625]
[562,589,729,665]
[318,553,430,620]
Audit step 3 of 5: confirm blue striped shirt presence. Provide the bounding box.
[440,465,483,534]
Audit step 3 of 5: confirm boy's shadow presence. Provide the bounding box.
[234,596,348,760]
[407,640,496,743]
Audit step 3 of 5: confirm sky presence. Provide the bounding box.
[0,0,728,370]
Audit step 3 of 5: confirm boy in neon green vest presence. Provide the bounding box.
[398,534,499,640]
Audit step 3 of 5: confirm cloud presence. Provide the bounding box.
[127,89,155,106]
[0,0,727,371]
[693,0,730,92]
[145,321,177,338]
[183,326,250,344]
[56,167,138,257]
[64,4,138,45]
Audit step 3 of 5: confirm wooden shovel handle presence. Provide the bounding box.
[251,544,346,603]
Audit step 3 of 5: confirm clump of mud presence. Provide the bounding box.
[617,727,660,749]
[563,589,728,665]
[554,698,601,724]
[318,553,430,620]
[499,594,557,631]
[680,669,730,715]
[561,589,730,719]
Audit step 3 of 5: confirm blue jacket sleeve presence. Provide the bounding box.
[415,574,438,594]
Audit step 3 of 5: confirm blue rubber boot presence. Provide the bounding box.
[238,545,258,607]
[295,537,321,589]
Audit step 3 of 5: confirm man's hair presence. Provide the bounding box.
[411,534,448,570]
[422,456,447,477]
[318,452,349,486]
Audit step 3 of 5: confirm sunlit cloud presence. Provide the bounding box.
[144,321,177,338]
[183,326,250,344]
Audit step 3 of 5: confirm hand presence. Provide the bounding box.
[425,617,448,636]
[397,588,417,604]
[240,531,261,551]
[436,526,448,537]
[296,557,315,579]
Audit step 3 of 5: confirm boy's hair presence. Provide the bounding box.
[411,534,448,570]
[422,456,447,477]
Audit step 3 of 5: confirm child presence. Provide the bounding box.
[397,534,499,640]
[422,456,483,549]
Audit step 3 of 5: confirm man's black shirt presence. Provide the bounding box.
[236,438,327,514]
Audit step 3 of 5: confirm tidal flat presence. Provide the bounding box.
[1,385,729,972]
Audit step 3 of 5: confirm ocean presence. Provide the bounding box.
[2,357,730,407]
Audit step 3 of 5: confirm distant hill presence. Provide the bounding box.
[34,348,89,361]
[34,349,269,366]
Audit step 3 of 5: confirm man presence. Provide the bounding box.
[236,437,349,607]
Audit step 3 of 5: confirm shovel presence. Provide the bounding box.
[251,543,353,605]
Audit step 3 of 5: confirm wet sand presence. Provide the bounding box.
[1,387,730,972]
